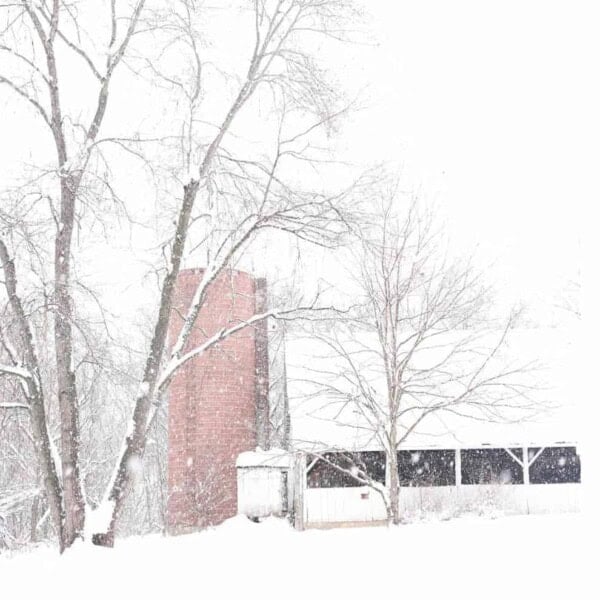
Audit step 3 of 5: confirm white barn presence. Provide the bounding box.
[238,327,583,527]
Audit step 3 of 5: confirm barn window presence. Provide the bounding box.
[397,449,456,486]
[461,448,523,485]
[528,446,581,484]
[306,451,386,488]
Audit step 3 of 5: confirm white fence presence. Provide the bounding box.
[304,483,581,525]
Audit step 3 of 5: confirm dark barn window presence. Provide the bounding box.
[461,448,523,485]
[307,451,386,488]
[397,449,456,487]
[528,446,581,484]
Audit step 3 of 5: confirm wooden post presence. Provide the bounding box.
[455,448,462,509]
[523,446,530,485]
[293,452,306,531]
[523,446,530,514]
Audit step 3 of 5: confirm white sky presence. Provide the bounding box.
[247,0,593,324]
[0,0,594,324]
[335,1,592,312]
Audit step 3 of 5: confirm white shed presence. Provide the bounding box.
[236,449,293,519]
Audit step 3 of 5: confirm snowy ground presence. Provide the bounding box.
[1,513,591,600]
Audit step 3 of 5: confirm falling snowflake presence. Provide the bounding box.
[499,469,512,484]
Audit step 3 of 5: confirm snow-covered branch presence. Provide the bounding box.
[0,402,30,410]
[0,364,33,380]
[159,304,331,394]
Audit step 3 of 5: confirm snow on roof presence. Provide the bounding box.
[236,448,292,468]
[284,326,583,451]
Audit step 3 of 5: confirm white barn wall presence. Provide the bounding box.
[305,487,388,524]
[303,484,581,525]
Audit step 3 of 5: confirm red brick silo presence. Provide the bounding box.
[166,268,268,533]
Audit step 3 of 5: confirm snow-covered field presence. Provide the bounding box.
[0,513,591,600]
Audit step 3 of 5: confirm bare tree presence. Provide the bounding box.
[0,0,363,550]
[297,193,543,524]
[555,278,581,321]
[0,0,149,550]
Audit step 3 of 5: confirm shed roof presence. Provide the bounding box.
[236,448,292,468]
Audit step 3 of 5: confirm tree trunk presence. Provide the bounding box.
[0,240,66,551]
[388,450,401,525]
[92,180,199,547]
[55,179,85,548]
[30,495,40,543]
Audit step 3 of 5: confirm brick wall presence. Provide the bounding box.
[167,268,259,533]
